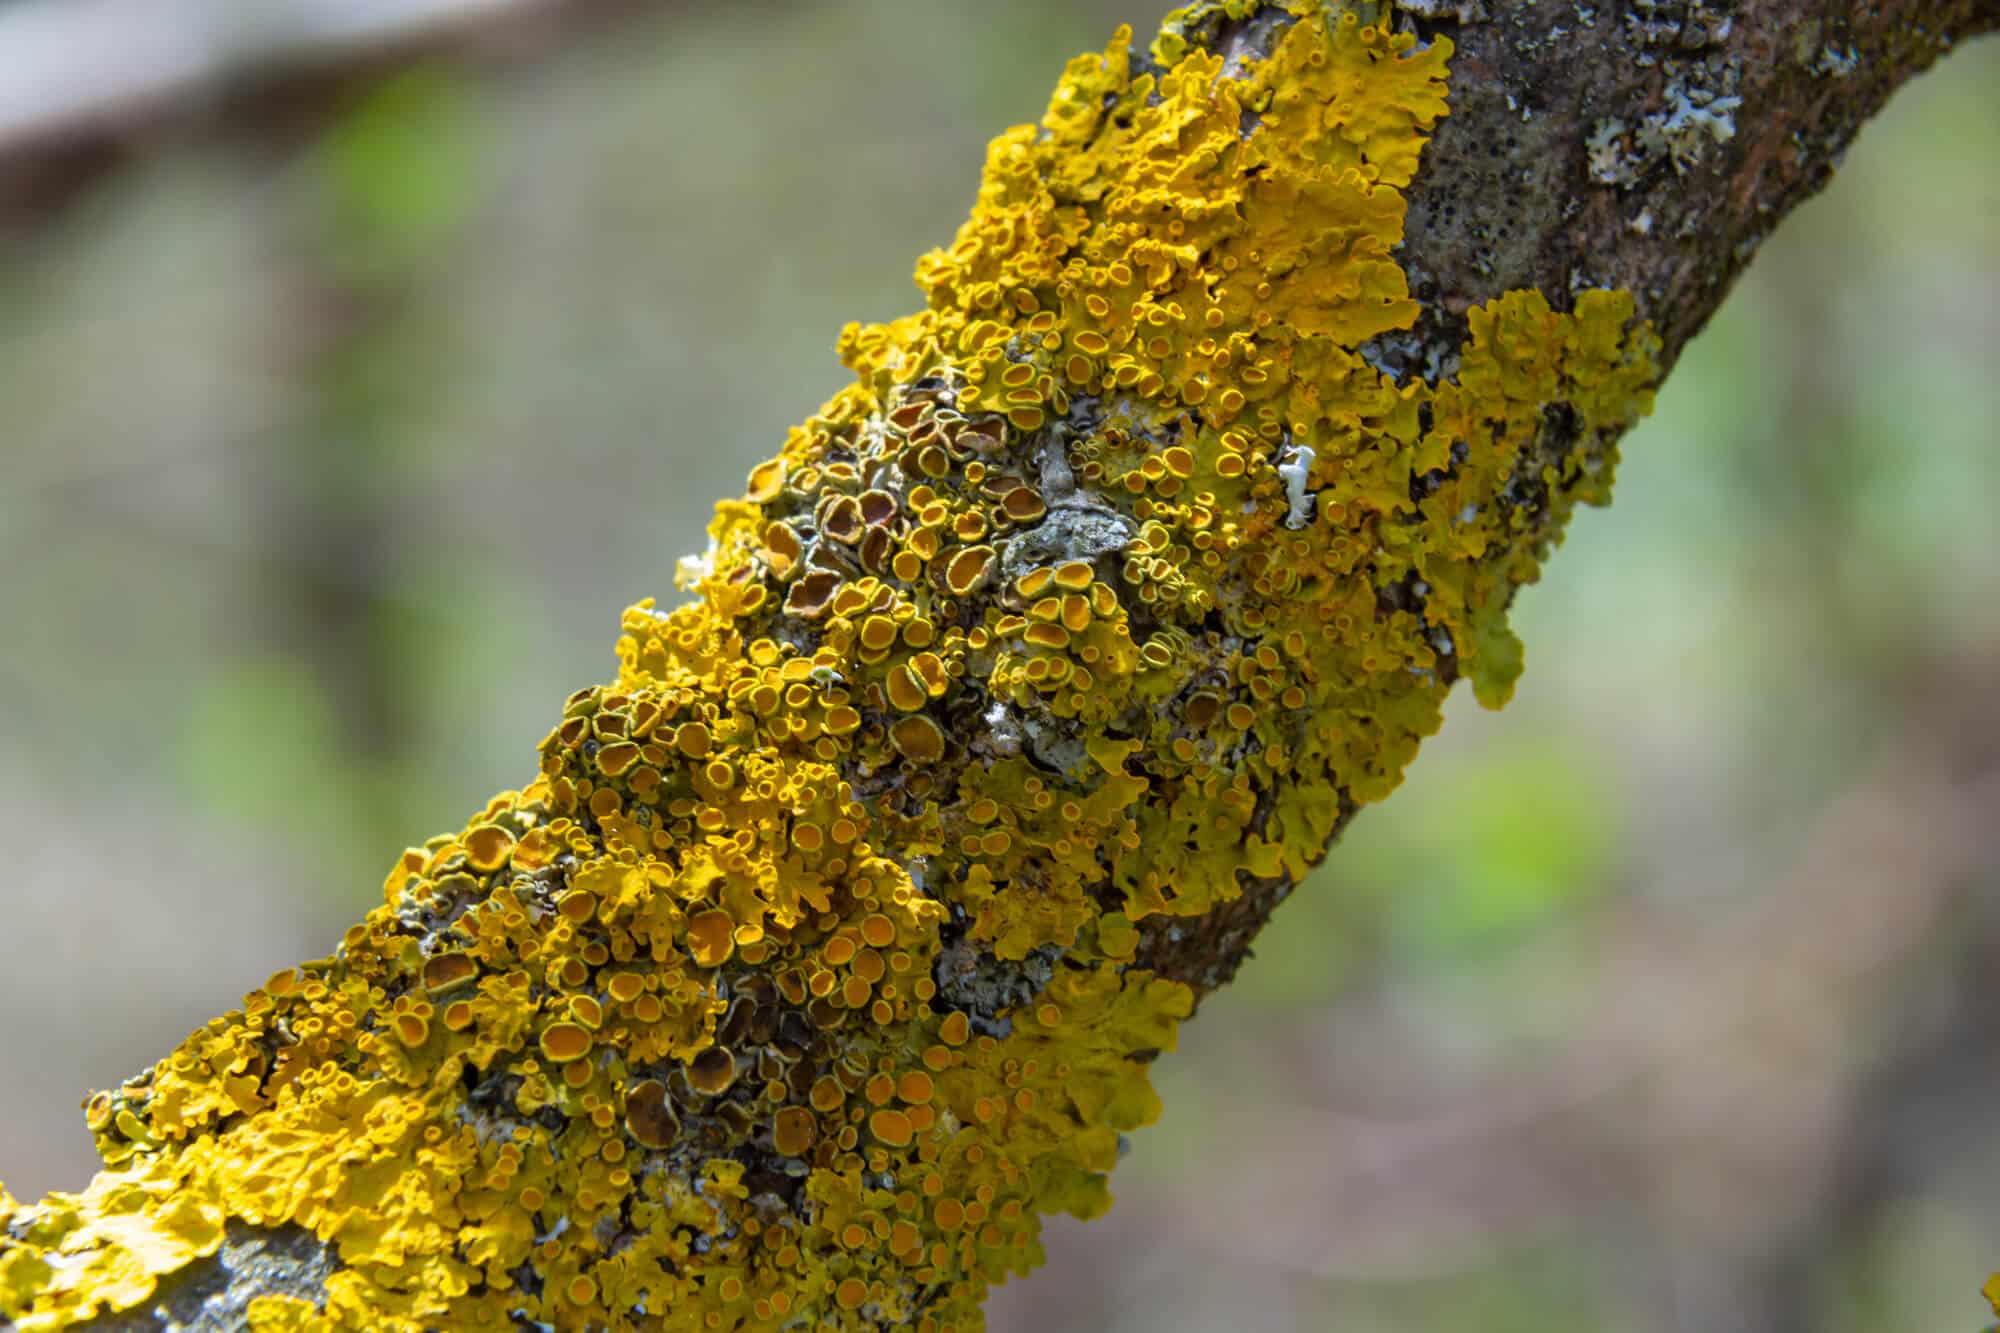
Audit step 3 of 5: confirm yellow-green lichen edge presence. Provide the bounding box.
[0,4,1656,1329]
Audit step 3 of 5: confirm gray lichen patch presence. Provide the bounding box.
[82,1222,334,1332]
[1398,0,1489,20]
[1622,0,1736,54]
[932,937,1059,1036]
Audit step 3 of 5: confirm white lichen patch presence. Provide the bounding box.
[1587,81,1742,187]
[1643,82,1742,173]
[673,539,717,590]
[1399,0,1488,20]
[1816,44,1860,78]
[1278,442,1317,529]
[1587,117,1640,186]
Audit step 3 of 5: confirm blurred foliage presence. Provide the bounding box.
[316,68,482,278]
[1364,738,1619,960]
[178,655,350,840]
[1236,735,1619,1008]
[1,4,1995,1331]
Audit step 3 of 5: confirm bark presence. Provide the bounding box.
[1,3,1992,1330]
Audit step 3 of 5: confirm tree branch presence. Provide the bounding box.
[1,2,1990,1330]
[1390,0,1990,372]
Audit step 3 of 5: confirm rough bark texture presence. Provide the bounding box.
[0,2,1991,1330]
[1390,0,1990,378]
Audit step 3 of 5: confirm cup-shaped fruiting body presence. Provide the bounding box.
[0,4,1654,1331]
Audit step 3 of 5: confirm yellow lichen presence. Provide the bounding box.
[0,5,1655,1330]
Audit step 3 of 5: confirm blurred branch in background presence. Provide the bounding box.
[0,0,647,222]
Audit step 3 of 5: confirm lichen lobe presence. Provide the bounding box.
[0,4,1655,1330]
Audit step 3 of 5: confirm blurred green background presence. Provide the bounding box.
[2,5,1996,1331]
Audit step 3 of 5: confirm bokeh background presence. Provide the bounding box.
[2,4,1996,1330]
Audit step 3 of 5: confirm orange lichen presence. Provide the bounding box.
[462,824,515,873]
[391,1001,432,1048]
[773,1107,818,1158]
[419,952,478,995]
[687,908,737,968]
[539,1022,593,1064]
[889,715,946,764]
[0,5,1655,1331]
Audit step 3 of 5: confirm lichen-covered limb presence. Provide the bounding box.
[1,3,1990,1330]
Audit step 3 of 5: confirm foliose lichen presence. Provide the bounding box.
[0,4,1656,1329]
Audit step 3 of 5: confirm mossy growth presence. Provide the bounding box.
[0,3,1655,1329]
